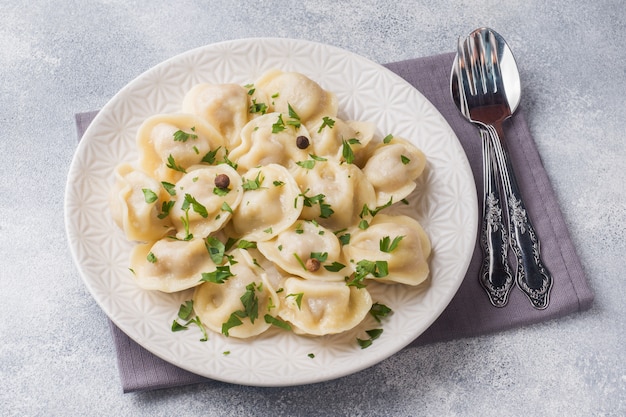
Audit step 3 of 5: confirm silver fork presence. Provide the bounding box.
[452,46,514,307]
[458,28,553,309]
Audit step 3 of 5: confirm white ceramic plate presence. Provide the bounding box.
[65,38,477,387]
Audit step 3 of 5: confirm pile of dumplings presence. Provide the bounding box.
[109,70,431,339]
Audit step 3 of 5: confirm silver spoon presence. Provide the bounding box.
[451,50,514,307]
[457,27,553,309]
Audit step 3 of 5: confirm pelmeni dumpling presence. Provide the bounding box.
[278,277,372,336]
[130,237,215,292]
[361,137,427,206]
[136,113,226,184]
[343,214,431,286]
[257,220,349,282]
[228,112,311,173]
[254,70,338,126]
[182,83,250,149]
[169,164,243,240]
[193,249,280,338]
[293,160,377,231]
[225,164,303,242]
[109,164,173,242]
[309,118,375,163]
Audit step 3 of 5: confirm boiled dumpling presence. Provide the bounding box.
[182,83,250,149]
[254,69,338,127]
[361,137,427,206]
[109,164,173,242]
[130,237,215,292]
[257,220,349,282]
[293,160,377,231]
[225,164,303,242]
[343,214,431,286]
[193,248,279,338]
[136,113,226,184]
[228,112,311,173]
[278,277,372,336]
[308,118,375,163]
[169,164,243,240]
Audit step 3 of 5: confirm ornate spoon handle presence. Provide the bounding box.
[478,129,514,307]
[487,124,553,309]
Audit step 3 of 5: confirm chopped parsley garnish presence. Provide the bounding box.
[170,300,208,342]
[383,134,393,144]
[242,172,264,191]
[142,188,158,204]
[286,104,301,128]
[357,328,383,349]
[200,265,234,283]
[221,201,233,213]
[401,155,411,165]
[341,138,360,164]
[317,116,335,133]
[264,314,292,331]
[161,181,176,196]
[272,114,286,133]
[347,259,389,287]
[204,236,225,264]
[173,129,198,142]
[146,252,157,263]
[157,200,175,219]
[369,303,393,323]
[379,235,405,253]
[166,154,186,173]
[221,283,261,336]
[184,194,208,218]
[324,262,346,272]
[286,292,304,310]
[249,99,268,115]
[236,239,257,249]
[201,147,221,164]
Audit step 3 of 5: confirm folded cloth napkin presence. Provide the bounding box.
[74,52,593,393]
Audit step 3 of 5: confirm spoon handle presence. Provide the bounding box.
[478,128,514,307]
[487,125,553,309]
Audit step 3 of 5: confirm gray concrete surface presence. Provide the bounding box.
[1,1,624,416]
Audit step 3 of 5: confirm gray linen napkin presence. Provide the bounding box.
[74,52,593,392]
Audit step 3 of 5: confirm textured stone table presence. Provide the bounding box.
[1,1,624,416]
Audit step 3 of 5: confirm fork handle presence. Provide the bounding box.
[487,124,553,309]
[478,129,514,307]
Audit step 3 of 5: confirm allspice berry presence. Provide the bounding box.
[214,174,230,189]
[296,135,310,149]
[305,257,321,272]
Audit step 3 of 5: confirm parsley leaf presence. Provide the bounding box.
[264,314,292,331]
[200,266,234,283]
[370,303,393,323]
[201,147,221,164]
[286,292,304,310]
[204,236,225,264]
[184,194,208,218]
[383,134,393,144]
[317,116,335,133]
[142,188,158,204]
[272,114,286,133]
[166,154,186,173]
[173,129,198,142]
[401,155,411,165]
[161,181,176,196]
[379,235,405,253]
